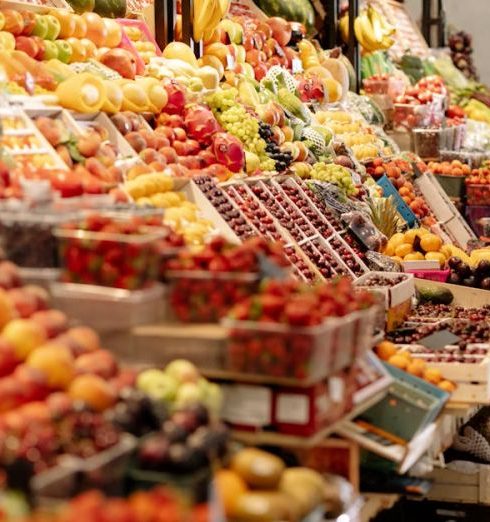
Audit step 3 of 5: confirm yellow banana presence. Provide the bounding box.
[367,5,384,43]
[339,15,349,43]
[193,0,216,40]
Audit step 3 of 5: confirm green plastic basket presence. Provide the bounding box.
[358,362,450,442]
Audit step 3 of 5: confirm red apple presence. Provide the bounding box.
[99,48,137,79]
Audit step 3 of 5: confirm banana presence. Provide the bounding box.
[194,0,217,40]
[367,5,384,43]
[339,15,349,43]
[354,15,375,53]
[238,79,260,107]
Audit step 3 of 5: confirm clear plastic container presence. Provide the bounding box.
[363,77,405,100]
[0,208,80,268]
[50,283,165,332]
[412,127,454,158]
[167,270,260,323]
[223,308,377,381]
[55,226,165,289]
[466,184,490,205]
[440,149,488,168]
[393,103,432,129]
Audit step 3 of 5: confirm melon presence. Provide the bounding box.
[255,0,315,32]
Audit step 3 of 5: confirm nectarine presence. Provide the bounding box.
[27,344,75,389]
[68,374,116,412]
[2,319,46,360]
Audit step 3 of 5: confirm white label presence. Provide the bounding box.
[276,393,309,425]
[292,58,303,74]
[226,54,236,71]
[221,385,271,426]
[329,377,345,403]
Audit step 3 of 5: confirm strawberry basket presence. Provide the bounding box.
[166,270,260,323]
[222,307,377,381]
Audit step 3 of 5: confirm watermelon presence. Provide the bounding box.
[93,0,127,17]
[255,0,315,32]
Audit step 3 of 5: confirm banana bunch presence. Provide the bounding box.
[193,0,230,41]
[339,5,395,53]
[464,99,490,124]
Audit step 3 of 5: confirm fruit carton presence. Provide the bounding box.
[467,184,490,206]
[55,225,164,289]
[50,283,165,332]
[400,343,490,404]
[223,307,378,381]
[393,103,432,130]
[166,270,260,323]
[354,272,415,331]
[0,207,81,269]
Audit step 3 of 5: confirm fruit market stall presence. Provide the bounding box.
[0,0,488,520]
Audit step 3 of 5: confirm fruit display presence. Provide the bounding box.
[225,277,376,379]
[449,30,478,80]
[383,228,449,266]
[56,213,165,289]
[412,304,490,321]
[447,256,490,290]
[465,166,490,205]
[166,236,288,322]
[215,449,342,521]
[375,340,456,393]
[427,160,471,177]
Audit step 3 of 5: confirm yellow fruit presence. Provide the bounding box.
[387,233,406,249]
[375,341,397,361]
[395,243,413,258]
[439,380,456,392]
[403,229,421,245]
[322,78,343,103]
[407,359,426,377]
[388,354,409,370]
[404,252,425,261]
[425,252,446,267]
[424,368,442,385]
[391,256,403,264]
[384,244,395,256]
[420,234,443,253]
[417,228,430,236]
[440,245,452,259]
[162,42,198,67]
[398,351,412,362]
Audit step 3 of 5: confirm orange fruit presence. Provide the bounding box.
[215,470,248,516]
[407,358,426,377]
[438,380,456,392]
[424,368,442,385]
[425,252,446,267]
[375,341,397,361]
[388,354,409,370]
[404,252,425,261]
[71,14,87,39]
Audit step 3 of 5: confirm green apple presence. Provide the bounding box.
[175,382,202,408]
[44,15,60,41]
[137,369,178,402]
[54,40,72,63]
[31,15,48,39]
[41,40,58,60]
[165,359,200,384]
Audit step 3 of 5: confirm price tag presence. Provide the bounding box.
[292,58,303,74]
[258,253,289,280]
[419,329,461,350]
[226,54,235,70]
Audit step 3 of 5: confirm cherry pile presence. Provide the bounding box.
[284,246,315,282]
[329,237,365,276]
[193,175,255,239]
[301,239,348,279]
[412,304,490,321]
[407,344,488,364]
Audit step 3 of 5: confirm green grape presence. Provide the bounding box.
[310,162,356,196]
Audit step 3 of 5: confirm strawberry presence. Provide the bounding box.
[86,253,102,273]
[258,294,285,320]
[115,275,139,290]
[100,262,119,286]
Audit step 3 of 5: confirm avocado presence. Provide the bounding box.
[417,286,454,305]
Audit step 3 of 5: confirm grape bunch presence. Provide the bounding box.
[311,162,357,196]
[258,122,293,173]
[206,89,275,171]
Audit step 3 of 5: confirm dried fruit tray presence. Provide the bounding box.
[166,270,260,323]
[354,272,415,308]
[399,343,490,404]
[223,307,377,381]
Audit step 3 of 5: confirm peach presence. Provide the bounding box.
[64,326,100,354]
[0,339,20,377]
[77,130,102,158]
[159,146,178,164]
[126,163,152,180]
[138,130,157,150]
[31,309,68,339]
[148,160,167,172]
[7,288,40,318]
[46,391,72,418]
[139,148,163,165]
[68,374,116,412]
[56,144,73,168]
[75,349,118,379]
[19,401,50,423]
[155,126,174,141]
[0,289,14,330]
[2,319,46,360]
[153,135,170,149]
[126,132,147,153]
[85,157,109,181]
[71,15,87,38]
[96,143,117,168]
[27,343,75,390]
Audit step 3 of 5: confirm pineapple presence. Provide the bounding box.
[368,196,402,239]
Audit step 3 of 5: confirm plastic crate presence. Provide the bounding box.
[358,362,450,442]
[166,270,260,323]
[405,269,450,282]
[223,307,377,381]
[466,184,490,206]
[50,283,165,332]
[434,174,466,199]
[55,226,164,289]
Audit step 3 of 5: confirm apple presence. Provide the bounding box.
[0,31,15,51]
[41,39,58,60]
[174,382,202,408]
[68,374,116,412]
[31,15,48,39]
[165,359,200,384]
[20,11,36,36]
[54,39,72,63]
[15,35,39,58]
[44,14,61,40]
[0,12,5,32]
[137,369,178,402]
[75,350,118,379]
[30,35,45,59]
[26,344,75,390]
